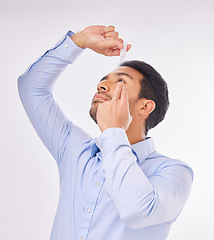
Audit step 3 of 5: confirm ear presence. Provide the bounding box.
[138,99,156,116]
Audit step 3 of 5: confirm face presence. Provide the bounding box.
[89,66,143,123]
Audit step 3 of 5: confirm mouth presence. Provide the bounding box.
[92,93,110,102]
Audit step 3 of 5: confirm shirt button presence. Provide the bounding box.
[95,182,100,187]
[87,208,92,213]
[64,43,68,48]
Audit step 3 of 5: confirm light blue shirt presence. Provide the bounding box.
[18,31,193,240]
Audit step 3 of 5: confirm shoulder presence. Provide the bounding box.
[141,151,194,180]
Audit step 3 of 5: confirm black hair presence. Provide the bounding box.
[120,60,169,135]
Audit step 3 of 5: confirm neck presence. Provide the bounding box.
[126,119,146,145]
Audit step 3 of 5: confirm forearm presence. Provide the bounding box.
[97,128,154,227]
[97,128,193,229]
[18,32,83,92]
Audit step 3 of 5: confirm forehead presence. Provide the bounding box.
[109,66,144,81]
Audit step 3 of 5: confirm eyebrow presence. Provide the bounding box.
[100,72,133,82]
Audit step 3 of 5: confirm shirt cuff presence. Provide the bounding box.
[46,30,85,64]
[96,128,131,154]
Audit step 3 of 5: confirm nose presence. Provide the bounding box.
[97,81,110,92]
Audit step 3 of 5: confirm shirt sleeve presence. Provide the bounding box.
[18,31,92,168]
[97,128,193,229]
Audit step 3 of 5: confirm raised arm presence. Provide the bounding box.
[98,130,193,229]
[18,25,129,167]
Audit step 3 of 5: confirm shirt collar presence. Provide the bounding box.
[90,137,155,163]
[91,139,100,158]
[131,137,156,163]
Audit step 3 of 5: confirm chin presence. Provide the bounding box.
[89,104,98,124]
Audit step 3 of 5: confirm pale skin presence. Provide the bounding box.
[71,25,156,144]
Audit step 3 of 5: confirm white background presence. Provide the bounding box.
[1,0,214,239]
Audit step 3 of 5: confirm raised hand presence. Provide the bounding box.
[70,25,131,56]
[96,84,132,132]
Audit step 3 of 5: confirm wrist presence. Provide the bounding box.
[99,125,124,132]
[70,31,86,49]
[97,128,130,154]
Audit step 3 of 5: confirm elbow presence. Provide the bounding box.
[17,72,31,99]
[119,207,142,229]
[17,76,23,99]
[17,74,25,95]
[119,192,158,229]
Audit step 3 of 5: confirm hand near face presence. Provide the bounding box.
[97,84,132,132]
[70,25,131,56]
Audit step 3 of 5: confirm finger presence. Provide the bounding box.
[115,38,123,45]
[105,38,123,47]
[121,43,131,51]
[105,42,130,56]
[104,31,119,38]
[113,84,123,99]
[106,39,125,56]
[104,25,115,33]
[104,36,121,42]
[127,44,132,52]
[101,39,123,51]
[107,48,121,56]
[121,87,129,103]
[105,37,123,45]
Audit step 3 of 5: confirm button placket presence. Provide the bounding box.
[95,181,100,187]
[78,158,105,240]
[86,208,92,213]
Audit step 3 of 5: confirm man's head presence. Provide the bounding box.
[89,60,169,135]
[120,60,169,135]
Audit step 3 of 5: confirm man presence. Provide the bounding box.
[18,25,193,240]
